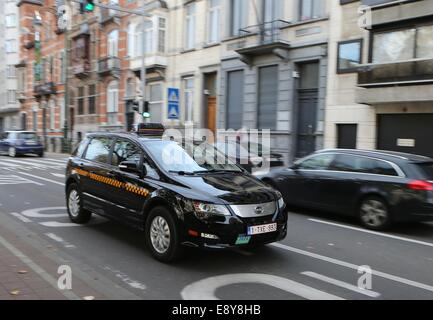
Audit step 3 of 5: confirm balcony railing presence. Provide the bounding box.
[357,58,433,87]
[240,20,291,45]
[98,56,121,76]
[234,20,291,59]
[34,82,56,97]
[73,60,91,78]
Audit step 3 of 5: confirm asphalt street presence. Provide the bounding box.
[1,154,433,300]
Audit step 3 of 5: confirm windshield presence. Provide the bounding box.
[144,140,243,174]
[19,133,38,140]
[416,162,433,180]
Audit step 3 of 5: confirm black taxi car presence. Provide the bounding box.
[65,125,287,262]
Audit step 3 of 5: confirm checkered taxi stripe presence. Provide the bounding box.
[73,168,150,197]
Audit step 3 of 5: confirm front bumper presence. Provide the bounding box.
[180,208,288,249]
[15,145,44,154]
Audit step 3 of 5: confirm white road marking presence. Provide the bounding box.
[16,172,65,186]
[21,207,67,218]
[0,158,48,168]
[309,218,433,248]
[0,174,44,186]
[51,173,65,178]
[23,158,67,165]
[181,273,344,300]
[301,271,381,298]
[103,266,147,290]
[271,243,433,293]
[44,233,76,248]
[0,161,22,167]
[9,212,32,223]
[39,221,82,227]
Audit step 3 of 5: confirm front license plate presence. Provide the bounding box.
[247,223,277,236]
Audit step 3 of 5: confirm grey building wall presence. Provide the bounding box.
[218,42,328,163]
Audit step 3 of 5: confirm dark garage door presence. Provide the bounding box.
[377,114,433,158]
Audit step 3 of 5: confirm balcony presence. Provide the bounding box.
[360,0,433,28]
[98,56,121,77]
[356,58,433,104]
[234,20,291,63]
[99,7,121,25]
[73,60,91,78]
[34,82,56,98]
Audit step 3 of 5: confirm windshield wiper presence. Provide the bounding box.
[193,169,241,174]
[168,170,196,176]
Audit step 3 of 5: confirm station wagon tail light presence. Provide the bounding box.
[408,180,433,191]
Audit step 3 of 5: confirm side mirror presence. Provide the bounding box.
[119,161,141,175]
[290,163,300,171]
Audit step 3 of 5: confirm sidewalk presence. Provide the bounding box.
[0,242,67,300]
[0,218,107,300]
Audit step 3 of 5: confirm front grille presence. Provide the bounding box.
[230,201,277,218]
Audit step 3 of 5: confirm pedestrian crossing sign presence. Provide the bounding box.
[168,88,180,120]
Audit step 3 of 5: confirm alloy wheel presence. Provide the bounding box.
[360,199,388,228]
[150,216,171,254]
[68,189,80,218]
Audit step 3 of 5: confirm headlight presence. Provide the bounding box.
[278,197,285,210]
[192,201,231,220]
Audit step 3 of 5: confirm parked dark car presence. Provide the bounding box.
[214,140,285,173]
[261,149,433,230]
[0,131,44,157]
[65,127,287,262]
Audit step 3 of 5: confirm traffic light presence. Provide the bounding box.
[131,100,150,119]
[142,101,150,119]
[80,1,95,14]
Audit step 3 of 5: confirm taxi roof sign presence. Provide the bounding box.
[132,123,165,137]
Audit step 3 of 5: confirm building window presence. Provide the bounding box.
[5,14,17,28]
[127,23,135,56]
[300,0,324,21]
[263,0,281,23]
[337,39,362,73]
[77,87,85,115]
[226,70,244,130]
[60,99,65,129]
[184,3,196,50]
[7,90,17,104]
[372,25,433,63]
[5,40,17,53]
[258,65,278,130]
[231,0,248,36]
[134,21,153,56]
[7,65,16,78]
[107,81,119,125]
[158,17,166,53]
[126,78,136,98]
[183,78,194,122]
[207,0,221,44]
[88,84,96,114]
[148,83,163,123]
[108,29,119,57]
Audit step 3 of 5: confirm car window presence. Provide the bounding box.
[7,132,17,140]
[111,139,142,167]
[416,163,433,180]
[84,137,112,164]
[330,154,399,176]
[297,154,334,170]
[72,138,89,158]
[143,158,159,180]
[19,133,37,140]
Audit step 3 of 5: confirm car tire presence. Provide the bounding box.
[38,151,44,158]
[145,206,183,263]
[8,147,16,158]
[66,183,91,224]
[359,196,392,231]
